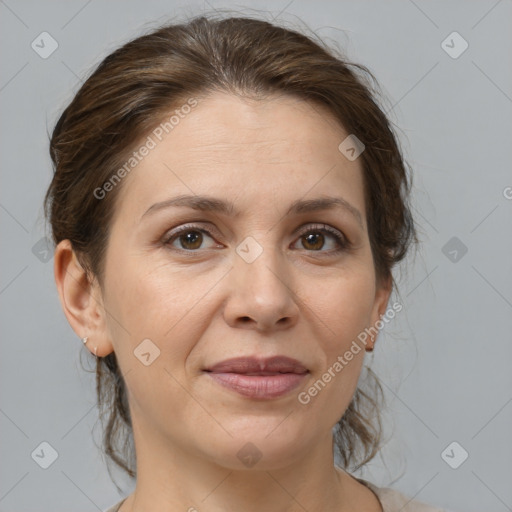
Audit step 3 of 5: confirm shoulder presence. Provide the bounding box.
[357,478,452,512]
[103,498,126,512]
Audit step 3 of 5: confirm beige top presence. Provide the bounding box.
[104,478,448,511]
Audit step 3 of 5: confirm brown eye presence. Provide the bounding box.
[177,230,204,250]
[164,225,218,251]
[163,223,349,255]
[301,232,325,251]
[292,224,349,254]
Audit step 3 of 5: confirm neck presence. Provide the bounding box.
[119,427,378,512]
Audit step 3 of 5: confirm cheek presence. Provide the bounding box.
[311,270,376,349]
[298,280,371,425]
[103,254,220,369]
[102,260,207,424]
[105,251,179,329]
[300,270,374,411]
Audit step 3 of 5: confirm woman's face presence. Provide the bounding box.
[96,92,391,470]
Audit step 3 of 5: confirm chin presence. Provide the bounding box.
[198,427,312,471]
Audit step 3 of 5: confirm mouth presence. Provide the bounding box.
[203,355,309,399]
[204,355,308,374]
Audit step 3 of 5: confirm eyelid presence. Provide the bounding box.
[162,221,350,253]
[294,222,347,241]
[162,222,221,245]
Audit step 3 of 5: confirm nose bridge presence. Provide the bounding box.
[224,232,299,330]
[235,232,289,296]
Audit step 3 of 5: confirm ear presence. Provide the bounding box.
[368,273,393,349]
[53,239,114,357]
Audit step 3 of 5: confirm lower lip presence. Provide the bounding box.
[206,372,308,399]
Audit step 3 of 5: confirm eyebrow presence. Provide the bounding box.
[140,194,364,228]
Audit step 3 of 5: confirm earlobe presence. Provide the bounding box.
[53,240,113,357]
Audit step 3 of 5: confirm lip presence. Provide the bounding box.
[205,355,308,374]
[204,356,309,399]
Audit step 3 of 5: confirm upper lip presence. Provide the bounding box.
[204,356,308,375]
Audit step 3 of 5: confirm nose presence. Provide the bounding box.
[223,242,300,332]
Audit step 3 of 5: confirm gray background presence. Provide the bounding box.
[1,1,511,511]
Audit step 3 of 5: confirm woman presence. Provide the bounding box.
[45,13,447,512]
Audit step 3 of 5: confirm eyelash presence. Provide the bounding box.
[162,223,350,256]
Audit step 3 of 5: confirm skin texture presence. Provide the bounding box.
[54,92,390,512]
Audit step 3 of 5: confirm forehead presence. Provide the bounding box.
[164,92,347,159]
[112,92,366,223]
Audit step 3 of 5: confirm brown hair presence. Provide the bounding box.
[44,13,417,483]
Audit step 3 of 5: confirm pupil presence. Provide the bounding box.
[304,232,323,250]
[182,231,202,249]
[178,231,326,251]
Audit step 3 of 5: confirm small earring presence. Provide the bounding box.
[365,336,375,352]
[82,336,88,345]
